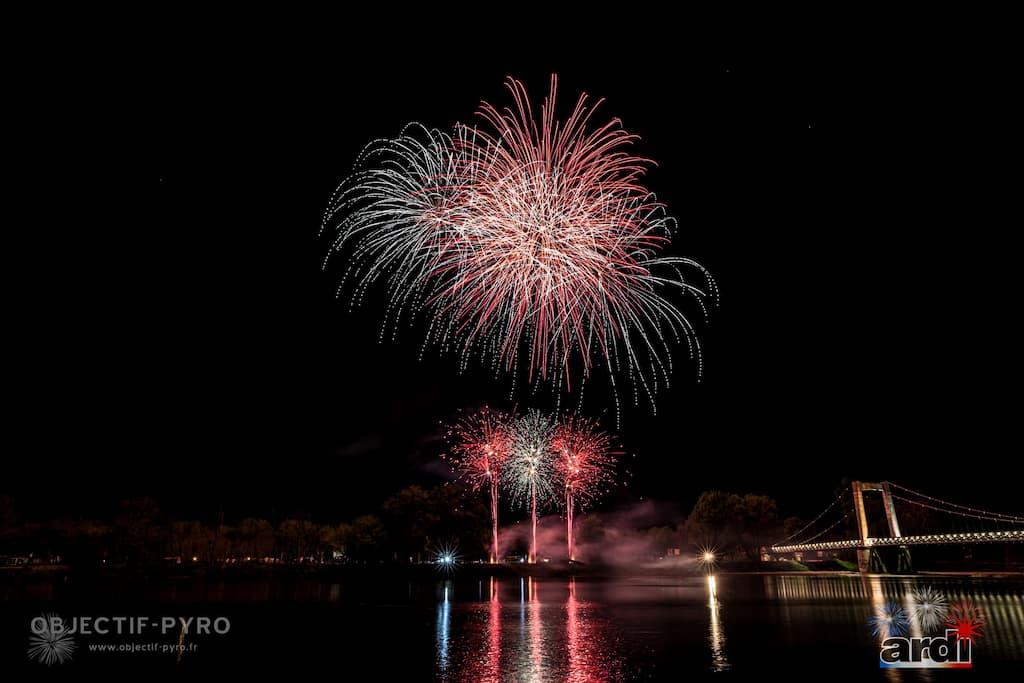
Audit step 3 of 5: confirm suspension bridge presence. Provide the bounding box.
[766,481,1024,572]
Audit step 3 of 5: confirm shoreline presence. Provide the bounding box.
[4,564,1024,581]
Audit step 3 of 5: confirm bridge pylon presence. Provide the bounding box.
[852,481,913,574]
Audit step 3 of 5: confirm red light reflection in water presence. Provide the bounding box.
[529,577,543,679]
[441,578,624,681]
[488,578,500,681]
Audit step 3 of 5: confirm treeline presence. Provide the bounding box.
[0,486,489,566]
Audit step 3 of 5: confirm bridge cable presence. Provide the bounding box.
[886,481,1024,522]
[787,508,853,545]
[891,494,1024,525]
[774,490,849,545]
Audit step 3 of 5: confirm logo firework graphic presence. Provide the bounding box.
[946,600,985,642]
[869,601,910,637]
[909,586,949,631]
[27,615,76,666]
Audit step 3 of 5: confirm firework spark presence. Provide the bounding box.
[503,409,557,563]
[909,586,949,632]
[552,416,618,560]
[444,407,512,563]
[869,601,910,638]
[323,76,715,417]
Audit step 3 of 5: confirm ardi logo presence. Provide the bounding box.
[880,629,973,669]
[871,595,984,670]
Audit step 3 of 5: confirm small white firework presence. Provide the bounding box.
[27,615,76,666]
[909,586,949,631]
[502,410,557,508]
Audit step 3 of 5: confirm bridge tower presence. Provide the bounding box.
[851,481,912,573]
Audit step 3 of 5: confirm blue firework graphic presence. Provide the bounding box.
[869,601,909,637]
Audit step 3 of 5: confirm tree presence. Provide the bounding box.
[320,523,351,560]
[734,494,780,560]
[238,518,274,559]
[277,520,321,561]
[348,515,385,561]
[113,498,161,564]
[381,484,489,561]
[688,490,740,551]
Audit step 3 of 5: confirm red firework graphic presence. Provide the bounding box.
[945,600,985,642]
[551,416,619,560]
[444,407,512,563]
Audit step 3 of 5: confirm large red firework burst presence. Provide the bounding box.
[324,76,714,417]
[551,415,619,560]
[443,407,512,563]
[434,76,714,405]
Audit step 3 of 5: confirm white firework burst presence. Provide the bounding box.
[502,410,557,508]
[909,586,949,631]
[321,123,480,337]
[27,615,76,666]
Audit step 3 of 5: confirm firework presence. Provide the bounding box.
[908,586,949,632]
[322,123,460,318]
[27,615,76,666]
[552,416,618,560]
[869,601,910,638]
[502,409,557,563]
[444,407,512,563]
[323,77,715,417]
[945,600,985,642]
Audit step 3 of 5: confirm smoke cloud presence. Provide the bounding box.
[496,500,700,569]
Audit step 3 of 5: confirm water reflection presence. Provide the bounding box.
[527,577,542,680]
[766,574,1024,674]
[707,575,730,672]
[436,580,451,674]
[8,571,1023,676]
[432,574,1023,679]
[438,577,624,681]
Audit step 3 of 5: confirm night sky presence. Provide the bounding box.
[9,27,1019,525]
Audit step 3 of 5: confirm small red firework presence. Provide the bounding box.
[551,416,619,560]
[444,407,512,563]
[945,600,985,642]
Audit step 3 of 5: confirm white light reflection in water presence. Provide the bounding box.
[513,576,545,681]
[707,574,730,672]
[436,580,451,674]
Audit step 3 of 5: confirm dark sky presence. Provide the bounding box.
[9,25,1020,524]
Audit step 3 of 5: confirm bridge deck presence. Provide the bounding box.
[770,530,1024,554]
